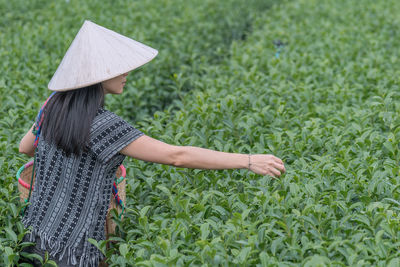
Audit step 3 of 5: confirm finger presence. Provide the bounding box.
[268,167,281,177]
[269,154,284,165]
[272,162,285,172]
[274,157,284,165]
[281,165,286,173]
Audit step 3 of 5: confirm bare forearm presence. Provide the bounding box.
[19,124,36,157]
[175,146,248,170]
[120,135,285,177]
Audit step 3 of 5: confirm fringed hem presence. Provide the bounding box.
[79,252,104,267]
[21,220,105,267]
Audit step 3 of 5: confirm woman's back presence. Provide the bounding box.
[22,107,143,266]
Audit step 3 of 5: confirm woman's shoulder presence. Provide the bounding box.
[89,107,143,162]
[95,107,123,120]
[92,107,131,131]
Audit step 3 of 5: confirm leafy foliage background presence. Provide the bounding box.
[1,0,400,266]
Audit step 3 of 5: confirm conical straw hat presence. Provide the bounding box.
[48,20,158,91]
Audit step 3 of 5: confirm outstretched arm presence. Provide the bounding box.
[120,135,285,177]
[19,124,36,157]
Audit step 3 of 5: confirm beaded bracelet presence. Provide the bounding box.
[248,154,252,170]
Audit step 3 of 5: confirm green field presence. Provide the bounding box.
[2,0,400,266]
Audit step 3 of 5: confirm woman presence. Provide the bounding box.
[18,20,285,266]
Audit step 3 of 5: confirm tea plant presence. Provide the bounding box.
[2,0,400,266]
[109,0,400,265]
[0,0,275,265]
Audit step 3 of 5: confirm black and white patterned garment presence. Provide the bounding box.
[22,107,144,266]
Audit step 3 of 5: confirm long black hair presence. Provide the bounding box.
[41,83,105,156]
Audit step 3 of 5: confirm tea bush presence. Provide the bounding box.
[110,0,400,266]
[2,0,400,266]
[0,0,273,122]
[0,0,275,265]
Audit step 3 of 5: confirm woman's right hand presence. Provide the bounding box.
[248,154,285,177]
